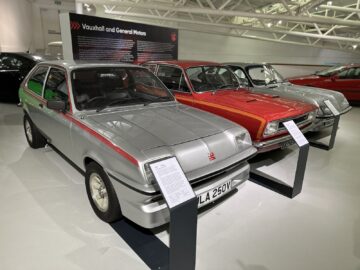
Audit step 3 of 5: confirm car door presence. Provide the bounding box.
[23,65,50,127]
[330,67,360,101]
[38,67,73,155]
[156,65,194,106]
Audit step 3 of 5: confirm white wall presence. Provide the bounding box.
[0,0,33,52]
[178,30,360,66]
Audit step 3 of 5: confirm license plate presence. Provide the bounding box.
[198,180,232,207]
[281,139,295,149]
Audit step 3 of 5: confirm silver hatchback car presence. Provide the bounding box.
[19,61,257,228]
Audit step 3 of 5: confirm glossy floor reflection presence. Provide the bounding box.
[0,102,359,270]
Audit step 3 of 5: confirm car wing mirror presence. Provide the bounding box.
[47,100,66,112]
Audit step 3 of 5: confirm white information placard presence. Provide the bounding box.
[324,100,340,116]
[149,157,196,209]
[283,120,309,147]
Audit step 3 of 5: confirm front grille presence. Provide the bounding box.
[149,158,250,203]
[190,159,247,188]
[278,113,309,130]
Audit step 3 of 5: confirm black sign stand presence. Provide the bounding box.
[249,121,310,199]
[309,114,340,151]
[309,100,341,151]
[169,198,198,270]
[149,158,198,270]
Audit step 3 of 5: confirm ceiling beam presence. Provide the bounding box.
[79,0,360,27]
[320,5,360,14]
[105,9,360,43]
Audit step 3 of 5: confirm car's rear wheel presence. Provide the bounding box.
[23,114,46,149]
[85,162,123,223]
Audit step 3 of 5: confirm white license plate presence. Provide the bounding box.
[198,180,232,207]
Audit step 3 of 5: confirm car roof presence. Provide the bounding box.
[145,60,222,69]
[224,62,269,69]
[38,60,144,70]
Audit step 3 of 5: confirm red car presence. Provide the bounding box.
[288,64,360,102]
[143,60,317,153]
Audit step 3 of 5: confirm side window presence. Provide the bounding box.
[231,67,250,86]
[338,68,358,79]
[0,55,23,70]
[27,66,49,95]
[157,66,189,92]
[44,68,68,105]
[143,64,157,74]
[354,68,360,79]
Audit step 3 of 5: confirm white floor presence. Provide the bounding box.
[0,102,359,270]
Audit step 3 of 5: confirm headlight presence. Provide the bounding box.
[143,162,156,184]
[308,111,316,121]
[341,99,349,108]
[263,121,279,136]
[320,104,331,115]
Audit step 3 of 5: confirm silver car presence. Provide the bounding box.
[226,63,351,131]
[19,60,257,228]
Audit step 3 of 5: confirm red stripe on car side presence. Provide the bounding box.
[63,114,139,166]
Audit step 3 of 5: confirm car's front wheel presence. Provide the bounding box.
[23,114,46,149]
[85,162,123,223]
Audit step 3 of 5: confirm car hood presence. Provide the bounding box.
[199,90,316,121]
[251,83,349,112]
[82,103,235,151]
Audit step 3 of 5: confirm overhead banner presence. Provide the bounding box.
[64,13,178,63]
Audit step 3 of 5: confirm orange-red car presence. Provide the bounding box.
[143,60,317,153]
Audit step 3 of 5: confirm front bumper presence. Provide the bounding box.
[253,123,314,153]
[310,106,352,132]
[110,161,250,229]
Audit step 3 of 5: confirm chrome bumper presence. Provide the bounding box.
[253,123,314,153]
[310,106,351,132]
[110,161,250,229]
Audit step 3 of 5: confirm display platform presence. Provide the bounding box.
[0,102,359,270]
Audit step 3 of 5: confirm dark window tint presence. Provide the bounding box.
[0,54,33,72]
[27,66,49,95]
[157,66,189,92]
[71,67,173,111]
[338,67,360,79]
[44,68,68,106]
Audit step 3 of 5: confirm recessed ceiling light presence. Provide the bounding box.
[327,1,332,6]
[352,44,358,49]
[266,22,272,27]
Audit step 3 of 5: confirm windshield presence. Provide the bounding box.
[71,67,173,111]
[185,66,240,92]
[315,65,346,76]
[246,65,284,86]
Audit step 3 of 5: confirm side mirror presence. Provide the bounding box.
[47,100,66,112]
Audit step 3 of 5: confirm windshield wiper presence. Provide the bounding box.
[265,79,278,86]
[96,98,132,112]
[218,84,235,89]
[143,96,173,106]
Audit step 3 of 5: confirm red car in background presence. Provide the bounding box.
[143,60,317,153]
[288,64,360,102]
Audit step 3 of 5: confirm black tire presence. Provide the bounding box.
[85,162,123,223]
[23,114,46,149]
